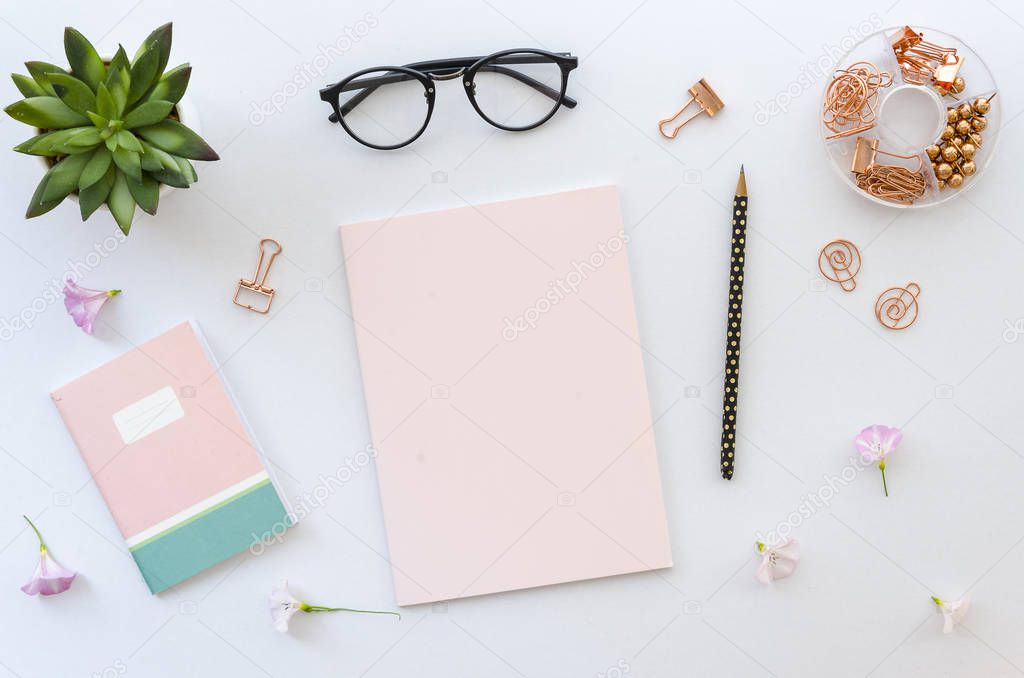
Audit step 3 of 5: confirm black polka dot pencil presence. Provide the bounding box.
[721,166,747,480]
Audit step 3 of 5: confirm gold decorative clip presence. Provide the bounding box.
[876,282,921,330]
[658,79,724,139]
[851,137,926,205]
[233,238,282,314]
[890,26,962,95]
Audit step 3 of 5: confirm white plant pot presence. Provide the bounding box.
[37,93,201,204]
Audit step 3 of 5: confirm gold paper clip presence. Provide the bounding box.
[233,238,282,314]
[658,78,724,139]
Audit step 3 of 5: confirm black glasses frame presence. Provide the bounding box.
[318,48,579,150]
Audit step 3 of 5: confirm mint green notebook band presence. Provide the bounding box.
[131,481,288,594]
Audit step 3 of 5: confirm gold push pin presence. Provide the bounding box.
[658,79,724,139]
[233,238,283,314]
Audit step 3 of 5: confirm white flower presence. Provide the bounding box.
[755,539,800,584]
[269,580,303,633]
[933,595,970,634]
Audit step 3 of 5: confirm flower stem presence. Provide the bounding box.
[108,289,122,297]
[880,467,889,497]
[303,605,400,619]
[23,515,46,552]
[931,595,943,606]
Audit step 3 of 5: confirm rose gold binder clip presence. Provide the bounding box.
[890,26,962,95]
[658,79,724,139]
[851,137,926,205]
[233,238,282,314]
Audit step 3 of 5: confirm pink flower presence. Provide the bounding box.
[268,580,400,633]
[63,280,120,334]
[932,595,970,633]
[21,516,76,596]
[755,539,800,584]
[855,424,902,496]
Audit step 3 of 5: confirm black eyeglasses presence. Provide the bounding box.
[319,48,578,150]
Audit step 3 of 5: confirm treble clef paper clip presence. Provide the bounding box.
[875,282,921,330]
[233,238,282,314]
[818,239,862,292]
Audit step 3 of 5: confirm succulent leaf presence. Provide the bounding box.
[135,120,219,161]
[25,61,65,96]
[139,140,179,171]
[123,100,173,129]
[108,170,137,234]
[106,46,130,81]
[64,27,105,91]
[12,73,45,97]
[95,83,117,120]
[115,130,143,152]
[126,173,159,215]
[79,146,113,189]
[174,156,197,183]
[148,64,190,104]
[111,146,142,181]
[108,73,129,118]
[48,72,98,116]
[14,127,90,156]
[128,45,160,106]
[147,166,190,188]
[135,23,173,79]
[79,163,116,220]
[86,111,108,128]
[26,174,63,218]
[65,127,103,149]
[5,97,89,129]
[39,151,91,203]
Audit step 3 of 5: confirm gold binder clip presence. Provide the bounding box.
[658,78,724,139]
[851,137,926,205]
[933,53,964,93]
[851,137,922,174]
[890,26,960,93]
[233,238,282,314]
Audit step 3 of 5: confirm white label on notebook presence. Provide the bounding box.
[112,386,185,444]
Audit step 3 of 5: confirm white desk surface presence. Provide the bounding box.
[1,1,1023,676]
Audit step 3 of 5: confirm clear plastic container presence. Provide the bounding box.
[821,26,1000,208]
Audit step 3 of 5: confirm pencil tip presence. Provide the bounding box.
[740,164,744,174]
[735,165,747,197]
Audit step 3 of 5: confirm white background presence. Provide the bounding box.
[1,1,1023,676]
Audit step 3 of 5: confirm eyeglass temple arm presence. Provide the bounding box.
[323,54,578,123]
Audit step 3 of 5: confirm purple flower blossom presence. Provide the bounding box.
[21,516,76,597]
[63,280,120,334]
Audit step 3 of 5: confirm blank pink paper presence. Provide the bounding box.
[339,186,673,605]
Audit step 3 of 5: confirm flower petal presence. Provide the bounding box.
[942,611,955,634]
[21,552,76,596]
[774,539,801,562]
[879,426,903,456]
[62,280,115,334]
[269,580,300,633]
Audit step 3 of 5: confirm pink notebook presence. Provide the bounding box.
[340,186,673,605]
[52,321,289,593]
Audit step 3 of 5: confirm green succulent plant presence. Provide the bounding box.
[5,23,219,234]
